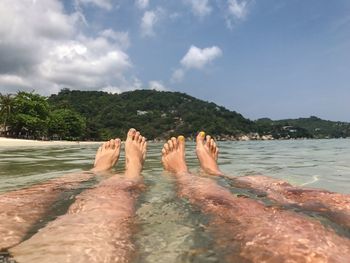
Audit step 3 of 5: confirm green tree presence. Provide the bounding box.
[49,109,86,140]
[11,92,50,139]
[0,93,15,136]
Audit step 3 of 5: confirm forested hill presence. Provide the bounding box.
[1,89,350,140]
[256,116,350,139]
[48,89,255,140]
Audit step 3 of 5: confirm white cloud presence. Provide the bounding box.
[181,45,222,69]
[228,0,248,19]
[185,0,212,18]
[140,10,160,37]
[136,0,149,10]
[0,0,138,95]
[77,0,113,10]
[99,29,130,49]
[100,86,122,94]
[226,0,250,28]
[172,45,222,83]
[0,75,31,88]
[149,80,167,91]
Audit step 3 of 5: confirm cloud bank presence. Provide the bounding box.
[0,0,138,95]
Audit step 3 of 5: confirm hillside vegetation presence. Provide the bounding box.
[48,89,255,140]
[256,117,350,139]
[1,89,349,140]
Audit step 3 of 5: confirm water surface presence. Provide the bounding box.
[1,139,349,262]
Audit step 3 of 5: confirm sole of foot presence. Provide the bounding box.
[92,138,121,172]
[124,128,147,178]
[196,131,223,176]
[161,136,188,174]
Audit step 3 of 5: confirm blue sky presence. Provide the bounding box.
[0,0,349,121]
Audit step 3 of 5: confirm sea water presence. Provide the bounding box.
[0,139,349,262]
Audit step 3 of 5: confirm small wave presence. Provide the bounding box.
[300,175,319,186]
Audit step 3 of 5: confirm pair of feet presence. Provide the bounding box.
[92,128,147,174]
[162,132,223,175]
[93,128,222,177]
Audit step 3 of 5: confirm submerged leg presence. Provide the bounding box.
[162,133,350,262]
[0,139,121,251]
[233,174,350,229]
[196,133,350,230]
[10,129,147,263]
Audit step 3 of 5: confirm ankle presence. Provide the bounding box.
[204,166,223,176]
[174,164,189,174]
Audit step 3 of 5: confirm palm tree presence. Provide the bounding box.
[0,93,14,137]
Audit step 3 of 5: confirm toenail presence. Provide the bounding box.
[199,131,205,137]
[178,135,185,141]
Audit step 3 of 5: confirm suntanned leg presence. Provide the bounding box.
[162,135,350,263]
[233,175,350,229]
[195,132,350,230]
[10,129,147,263]
[0,139,121,251]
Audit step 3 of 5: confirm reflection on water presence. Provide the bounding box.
[0,139,350,261]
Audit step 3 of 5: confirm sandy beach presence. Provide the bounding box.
[0,137,102,147]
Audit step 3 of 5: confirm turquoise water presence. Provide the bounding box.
[0,139,349,261]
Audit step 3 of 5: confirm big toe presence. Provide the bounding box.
[177,135,185,152]
[115,138,121,149]
[196,131,206,145]
[127,128,136,140]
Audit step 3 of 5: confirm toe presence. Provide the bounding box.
[142,141,147,158]
[110,139,115,149]
[103,141,109,149]
[141,136,146,146]
[127,128,136,140]
[171,137,177,149]
[215,147,219,159]
[196,131,205,144]
[168,139,174,151]
[210,138,215,151]
[178,135,185,151]
[115,138,121,149]
[206,135,211,147]
[164,143,170,153]
[162,147,167,156]
[213,141,217,152]
[134,131,141,142]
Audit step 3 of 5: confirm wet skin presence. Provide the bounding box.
[9,129,147,263]
[162,133,350,263]
[0,172,93,250]
[232,175,350,230]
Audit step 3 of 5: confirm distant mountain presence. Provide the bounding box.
[48,89,255,140]
[255,116,350,139]
[48,89,350,140]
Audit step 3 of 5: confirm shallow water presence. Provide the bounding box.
[0,139,350,262]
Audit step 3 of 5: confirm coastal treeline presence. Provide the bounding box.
[0,92,85,140]
[1,89,350,141]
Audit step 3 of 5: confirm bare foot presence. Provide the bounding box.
[91,138,121,172]
[162,136,188,174]
[125,128,147,179]
[196,132,223,175]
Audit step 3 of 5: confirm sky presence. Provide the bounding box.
[0,0,349,121]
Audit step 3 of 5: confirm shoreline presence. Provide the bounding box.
[0,137,102,147]
[1,136,348,147]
